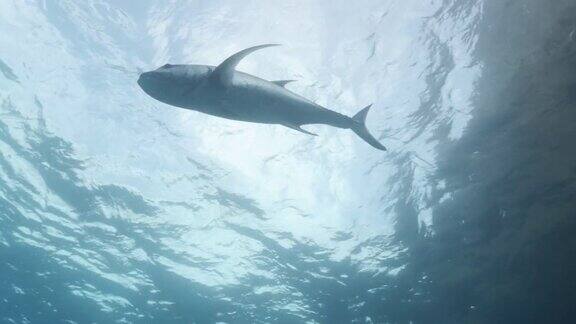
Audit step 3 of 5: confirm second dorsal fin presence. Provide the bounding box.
[272,80,296,87]
[211,44,280,86]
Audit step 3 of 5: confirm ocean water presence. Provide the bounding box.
[1,1,575,323]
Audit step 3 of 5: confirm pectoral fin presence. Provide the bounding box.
[211,44,280,86]
[283,124,317,136]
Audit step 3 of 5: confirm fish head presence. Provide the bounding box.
[137,64,211,105]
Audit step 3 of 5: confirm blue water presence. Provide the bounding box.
[1,1,576,323]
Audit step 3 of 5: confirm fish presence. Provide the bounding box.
[137,44,386,150]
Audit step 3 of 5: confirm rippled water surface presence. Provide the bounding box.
[1,1,575,323]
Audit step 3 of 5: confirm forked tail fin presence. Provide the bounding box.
[351,104,386,151]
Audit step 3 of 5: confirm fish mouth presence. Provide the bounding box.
[137,72,157,92]
[137,72,152,85]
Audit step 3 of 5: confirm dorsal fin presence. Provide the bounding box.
[211,44,280,86]
[272,80,296,87]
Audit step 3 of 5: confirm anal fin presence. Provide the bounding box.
[283,124,317,136]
